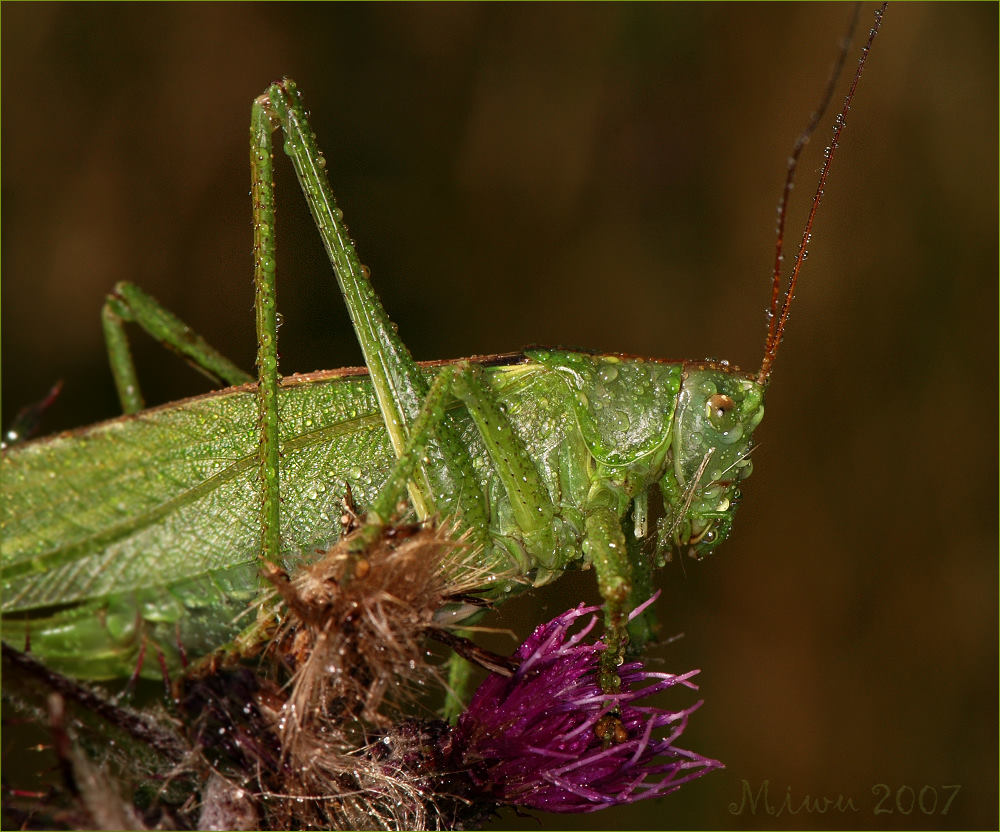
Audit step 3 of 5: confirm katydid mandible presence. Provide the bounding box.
[0,7,885,706]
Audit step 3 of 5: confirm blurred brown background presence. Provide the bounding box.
[2,3,996,829]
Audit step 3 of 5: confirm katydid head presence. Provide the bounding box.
[661,365,763,561]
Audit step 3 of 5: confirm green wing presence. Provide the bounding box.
[1,371,394,612]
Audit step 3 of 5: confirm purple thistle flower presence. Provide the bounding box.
[450,598,722,813]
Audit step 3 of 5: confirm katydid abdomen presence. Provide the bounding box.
[1,351,760,678]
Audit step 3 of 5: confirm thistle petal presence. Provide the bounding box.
[451,602,723,812]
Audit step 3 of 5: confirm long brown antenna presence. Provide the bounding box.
[763,4,861,352]
[757,2,887,385]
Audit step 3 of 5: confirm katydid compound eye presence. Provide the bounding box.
[706,393,737,430]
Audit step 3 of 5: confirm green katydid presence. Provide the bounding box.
[0,7,885,715]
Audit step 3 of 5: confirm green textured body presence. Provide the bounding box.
[1,350,762,677]
[1,79,773,693]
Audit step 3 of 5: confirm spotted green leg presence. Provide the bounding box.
[254,84,491,541]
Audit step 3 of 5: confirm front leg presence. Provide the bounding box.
[583,480,633,693]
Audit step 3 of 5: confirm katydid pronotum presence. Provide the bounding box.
[0,6,885,718]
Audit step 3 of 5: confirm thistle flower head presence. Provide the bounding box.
[450,599,722,812]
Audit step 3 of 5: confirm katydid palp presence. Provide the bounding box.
[0,7,885,709]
